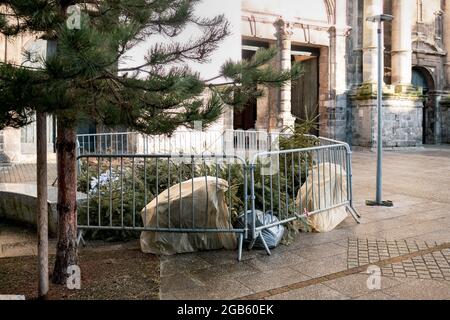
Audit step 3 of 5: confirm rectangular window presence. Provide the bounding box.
[435,12,443,41]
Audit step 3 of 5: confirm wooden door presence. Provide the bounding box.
[291,56,319,135]
[234,49,258,130]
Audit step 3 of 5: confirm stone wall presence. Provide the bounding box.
[352,98,423,148]
[441,104,450,143]
[321,93,349,142]
[0,183,87,234]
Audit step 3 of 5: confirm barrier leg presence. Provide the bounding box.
[248,238,256,250]
[237,233,244,261]
[346,206,361,223]
[259,233,271,256]
[77,230,86,247]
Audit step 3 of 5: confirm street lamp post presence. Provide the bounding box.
[366,14,394,207]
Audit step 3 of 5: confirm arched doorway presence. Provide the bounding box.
[412,67,435,144]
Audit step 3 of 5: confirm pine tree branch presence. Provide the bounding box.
[118,23,229,72]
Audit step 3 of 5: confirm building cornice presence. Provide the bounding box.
[242,11,330,31]
[242,11,351,35]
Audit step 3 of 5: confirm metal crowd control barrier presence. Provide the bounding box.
[77,129,289,159]
[77,132,137,155]
[77,131,224,156]
[76,154,248,260]
[76,136,360,260]
[249,137,360,255]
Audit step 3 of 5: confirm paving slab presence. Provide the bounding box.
[290,253,347,278]
[170,279,254,300]
[383,279,450,300]
[266,284,350,300]
[188,260,260,283]
[160,254,212,277]
[243,250,309,272]
[160,272,205,294]
[353,291,397,300]
[234,267,310,293]
[322,274,404,299]
[294,243,347,260]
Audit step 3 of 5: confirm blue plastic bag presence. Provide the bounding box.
[236,210,285,249]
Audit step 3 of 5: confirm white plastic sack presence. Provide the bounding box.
[295,162,348,232]
[140,176,237,255]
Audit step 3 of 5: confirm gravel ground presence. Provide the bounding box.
[0,244,160,300]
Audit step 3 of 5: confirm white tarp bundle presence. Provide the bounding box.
[140,176,237,255]
[295,162,349,232]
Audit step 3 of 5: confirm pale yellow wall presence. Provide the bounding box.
[1,34,40,64]
[0,5,36,64]
[242,0,329,22]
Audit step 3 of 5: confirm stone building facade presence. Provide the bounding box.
[1,0,450,163]
[238,0,450,148]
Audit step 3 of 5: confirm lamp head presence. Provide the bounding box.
[366,14,394,23]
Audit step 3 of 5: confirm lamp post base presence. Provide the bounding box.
[366,200,394,207]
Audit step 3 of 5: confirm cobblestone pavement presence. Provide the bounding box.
[0,163,57,184]
[348,238,450,281]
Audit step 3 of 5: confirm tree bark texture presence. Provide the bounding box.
[52,123,78,285]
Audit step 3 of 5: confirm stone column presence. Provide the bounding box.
[444,0,450,88]
[434,94,442,144]
[255,45,278,130]
[328,24,351,141]
[391,0,413,86]
[274,18,296,128]
[362,0,383,83]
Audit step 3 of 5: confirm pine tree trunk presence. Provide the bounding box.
[52,123,78,285]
